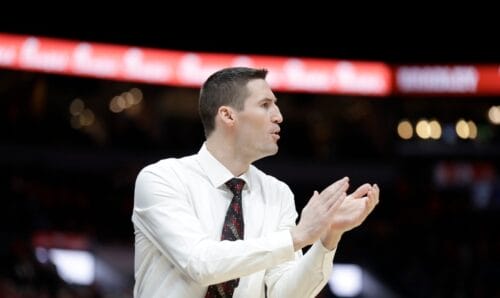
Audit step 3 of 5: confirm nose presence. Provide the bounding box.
[271,105,283,124]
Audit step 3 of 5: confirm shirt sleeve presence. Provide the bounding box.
[264,183,336,298]
[132,162,296,286]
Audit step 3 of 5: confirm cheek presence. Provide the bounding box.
[237,112,269,136]
[237,122,253,135]
[239,115,265,130]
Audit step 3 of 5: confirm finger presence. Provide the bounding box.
[349,183,371,199]
[304,191,321,214]
[366,186,379,211]
[327,191,346,213]
[307,190,320,205]
[311,190,320,202]
[366,190,376,211]
[372,184,380,205]
[321,177,349,202]
[324,181,349,210]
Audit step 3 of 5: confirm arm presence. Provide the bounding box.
[265,181,380,298]
[265,179,350,298]
[265,240,338,298]
[132,165,296,286]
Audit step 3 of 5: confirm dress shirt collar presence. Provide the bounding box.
[197,143,252,191]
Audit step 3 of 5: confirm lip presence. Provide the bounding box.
[270,127,280,140]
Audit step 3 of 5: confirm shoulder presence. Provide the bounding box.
[134,155,200,208]
[136,153,198,183]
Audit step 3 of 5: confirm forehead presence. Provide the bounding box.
[244,79,276,103]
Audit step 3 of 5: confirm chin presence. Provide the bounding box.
[266,145,279,156]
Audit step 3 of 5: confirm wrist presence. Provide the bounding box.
[321,231,343,250]
[290,227,308,251]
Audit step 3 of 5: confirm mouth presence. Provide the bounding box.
[271,129,280,140]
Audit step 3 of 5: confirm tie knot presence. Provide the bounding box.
[225,178,245,196]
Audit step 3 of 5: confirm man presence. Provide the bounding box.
[132,67,379,297]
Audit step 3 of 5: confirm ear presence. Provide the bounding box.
[217,106,236,127]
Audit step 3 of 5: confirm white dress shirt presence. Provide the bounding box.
[132,143,336,297]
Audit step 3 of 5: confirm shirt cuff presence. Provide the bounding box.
[268,230,295,266]
[303,240,337,273]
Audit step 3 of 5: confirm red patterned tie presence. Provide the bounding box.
[205,178,245,298]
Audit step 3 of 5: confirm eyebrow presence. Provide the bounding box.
[259,97,278,103]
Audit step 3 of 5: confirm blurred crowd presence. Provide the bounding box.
[1,71,499,297]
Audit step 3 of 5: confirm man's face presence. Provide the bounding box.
[234,79,283,161]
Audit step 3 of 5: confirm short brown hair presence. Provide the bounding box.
[199,67,268,137]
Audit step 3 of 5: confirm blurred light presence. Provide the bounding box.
[488,105,500,124]
[49,248,95,285]
[69,98,85,116]
[109,95,126,113]
[397,120,413,139]
[429,120,442,139]
[123,92,135,107]
[416,119,431,139]
[396,66,478,93]
[109,96,122,113]
[328,264,362,297]
[456,119,469,139]
[467,120,477,139]
[35,247,49,264]
[129,87,143,104]
[79,109,95,126]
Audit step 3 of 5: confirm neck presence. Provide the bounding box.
[206,134,251,177]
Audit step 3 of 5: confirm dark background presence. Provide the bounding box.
[1,21,499,297]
